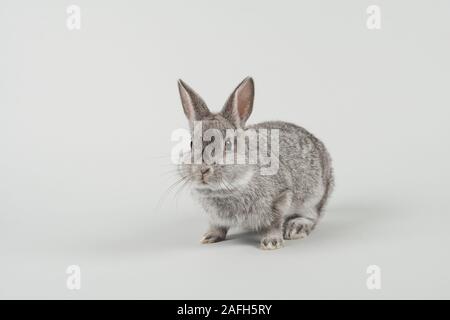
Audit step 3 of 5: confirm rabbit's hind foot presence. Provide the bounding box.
[283,216,316,240]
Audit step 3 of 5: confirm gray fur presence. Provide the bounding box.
[177,77,334,250]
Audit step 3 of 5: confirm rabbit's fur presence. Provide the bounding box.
[177,77,333,250]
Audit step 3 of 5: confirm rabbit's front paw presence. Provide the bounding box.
[260,235,284,250]
[201,231,226,244]
[284,217,315,240]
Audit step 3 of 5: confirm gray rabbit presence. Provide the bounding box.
[177,77,333,250]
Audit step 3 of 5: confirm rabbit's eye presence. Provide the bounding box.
[225,139,232,150]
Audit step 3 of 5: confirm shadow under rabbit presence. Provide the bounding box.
[70,201,392,254]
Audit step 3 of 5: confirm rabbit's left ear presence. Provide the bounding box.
[221,77,254,127]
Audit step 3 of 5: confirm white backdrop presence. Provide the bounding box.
[1,0,449,299]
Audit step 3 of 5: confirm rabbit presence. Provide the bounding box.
[176,77,333,250]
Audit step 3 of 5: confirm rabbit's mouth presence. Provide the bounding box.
[195,178,213,188]
[194,176,224,190]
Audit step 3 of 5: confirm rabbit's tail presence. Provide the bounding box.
[316,146,334,215]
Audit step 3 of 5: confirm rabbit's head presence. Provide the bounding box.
[177,77,256,191]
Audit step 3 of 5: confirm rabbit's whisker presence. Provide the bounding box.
[155,175,190,210]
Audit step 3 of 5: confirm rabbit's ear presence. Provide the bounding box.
[178,79,211,121]
[221,77,254,127]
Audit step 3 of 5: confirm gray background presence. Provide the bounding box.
[1,0,449,299]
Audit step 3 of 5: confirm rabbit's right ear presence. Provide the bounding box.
[178,79,210,122]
